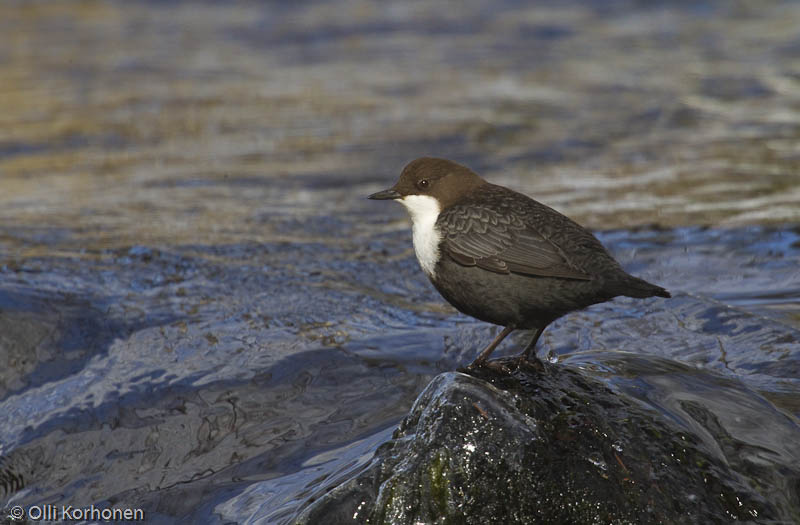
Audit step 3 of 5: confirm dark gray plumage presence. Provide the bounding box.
[369,157,670,367]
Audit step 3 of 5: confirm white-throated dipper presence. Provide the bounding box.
[368,157,670,368]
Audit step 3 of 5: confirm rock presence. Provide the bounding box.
[291,359,776,524]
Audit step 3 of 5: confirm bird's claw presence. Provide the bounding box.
[514,353,544,372]
[466,358,513,375]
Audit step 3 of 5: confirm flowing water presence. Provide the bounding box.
[1,1,800,523]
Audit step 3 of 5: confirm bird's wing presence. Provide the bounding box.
[438,203,591,280]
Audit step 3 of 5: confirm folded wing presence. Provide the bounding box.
[439,204,591,280]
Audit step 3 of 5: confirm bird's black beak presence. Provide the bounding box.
[368,188,401,200]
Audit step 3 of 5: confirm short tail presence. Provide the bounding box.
[613,274,671,299]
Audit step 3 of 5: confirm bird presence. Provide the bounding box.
[368,157,670,368]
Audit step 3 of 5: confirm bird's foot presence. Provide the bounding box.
[465,358,513,375]
[514,353,544,372]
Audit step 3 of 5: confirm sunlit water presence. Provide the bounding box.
[1,1,800,523]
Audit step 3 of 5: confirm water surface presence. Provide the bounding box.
[1,1,800,523]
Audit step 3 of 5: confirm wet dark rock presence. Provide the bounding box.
[292,360,776,524]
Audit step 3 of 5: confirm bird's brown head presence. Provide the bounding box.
[368,157,486,210]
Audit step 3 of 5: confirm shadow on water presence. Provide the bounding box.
[0,287,179,403]
[0,321,438,510]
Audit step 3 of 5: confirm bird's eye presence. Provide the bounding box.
[417,179,430,190]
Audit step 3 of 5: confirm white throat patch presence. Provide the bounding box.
[398,195,442,278]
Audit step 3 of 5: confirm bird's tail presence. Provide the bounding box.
[612,274,671,299]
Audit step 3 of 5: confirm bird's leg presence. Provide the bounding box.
[519,326,545,362]
[470,325,515,367]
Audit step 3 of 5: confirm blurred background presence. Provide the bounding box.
[1,1,799,523]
